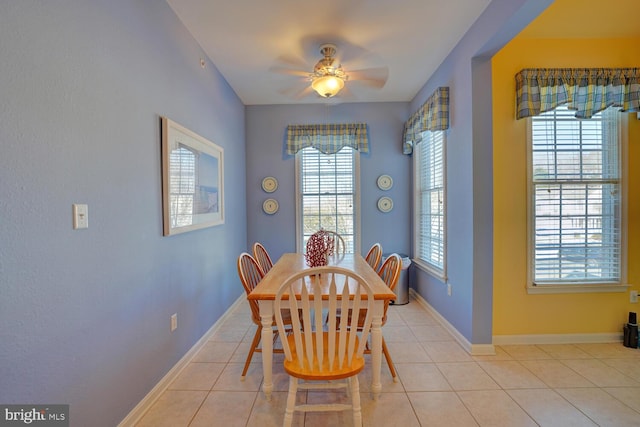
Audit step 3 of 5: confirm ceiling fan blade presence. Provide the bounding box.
[347,67,389,89]
[331,43,370,68]
[269,52,313,79]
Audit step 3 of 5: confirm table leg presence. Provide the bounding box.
[370,301,383,400]
[258,300,274,400]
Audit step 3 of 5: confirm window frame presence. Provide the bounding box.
[412,130,447,280]
[295,146,361,255]
[526,107,629,294]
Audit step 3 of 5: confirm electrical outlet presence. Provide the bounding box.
[171,313,178,331]
[447,283,452,296]
[631,290,638,304]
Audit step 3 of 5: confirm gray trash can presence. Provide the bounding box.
[384,253,411,305]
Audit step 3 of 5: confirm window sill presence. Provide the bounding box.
[412,259,447,282]
[527,283,629,294]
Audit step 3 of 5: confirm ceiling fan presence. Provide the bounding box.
[310,44,348,98]
[271,43,388,100]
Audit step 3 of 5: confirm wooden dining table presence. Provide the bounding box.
[248,252,396,400]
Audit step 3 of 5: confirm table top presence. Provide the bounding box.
[248,253,396,301]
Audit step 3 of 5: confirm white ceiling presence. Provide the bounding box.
[166,0,492,105]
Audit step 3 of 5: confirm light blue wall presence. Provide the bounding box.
[409,0,553,345]
[245,103,410,260]
[0,1,246,426]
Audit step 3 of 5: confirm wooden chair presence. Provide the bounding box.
[237,252,290,379]
[364,243,383,270]
[323,230,346,256]
[252,241,273,275]
[338,254,401,380]
[274,266,374,427]
[374,254,402,380]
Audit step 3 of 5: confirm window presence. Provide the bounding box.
[528,106,626,292]
[296,147,359,254]
[413,130,446,278]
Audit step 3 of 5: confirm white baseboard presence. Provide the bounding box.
[118,294,246,427]
[408,289,496,356]
[409,290,624,351]
[493,332,623,345]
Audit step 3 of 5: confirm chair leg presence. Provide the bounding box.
[381,338,397,381]
[241,325,262,379]
[350,376,362,427]
[283,376,297,427]
[364,335,397,380]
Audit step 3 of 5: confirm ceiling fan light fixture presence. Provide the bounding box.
[311,75,345,98]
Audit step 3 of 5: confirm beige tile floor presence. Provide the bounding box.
[135,297,640,426]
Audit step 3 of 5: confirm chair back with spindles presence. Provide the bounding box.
[237,252,264,325]
[323,230,346,257]
[377,254,401,323]
[365,243,383,270]
[274,266,374,378]
[252,242,273,275]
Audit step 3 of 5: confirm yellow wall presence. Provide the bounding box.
[492,37,640,336]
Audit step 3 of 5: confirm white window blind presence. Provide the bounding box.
[298,146,356,253]
[414,130,446,275]
[530,106,621,286]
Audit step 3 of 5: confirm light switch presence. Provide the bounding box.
[73,204,88,229]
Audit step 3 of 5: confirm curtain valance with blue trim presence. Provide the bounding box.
[403,87,449,154]
[285,123,368,155]
[516,68,640,119]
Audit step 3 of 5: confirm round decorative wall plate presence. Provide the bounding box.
[377,174,393,191]
[261,176,278,193]
[263,198,279,215]
[377,196,394,213]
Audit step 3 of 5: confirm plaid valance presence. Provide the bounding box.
[285,123,368,155]
[516,68,640,119]
[403,87,449,154]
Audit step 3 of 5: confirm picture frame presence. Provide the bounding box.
[161,117,224,236]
